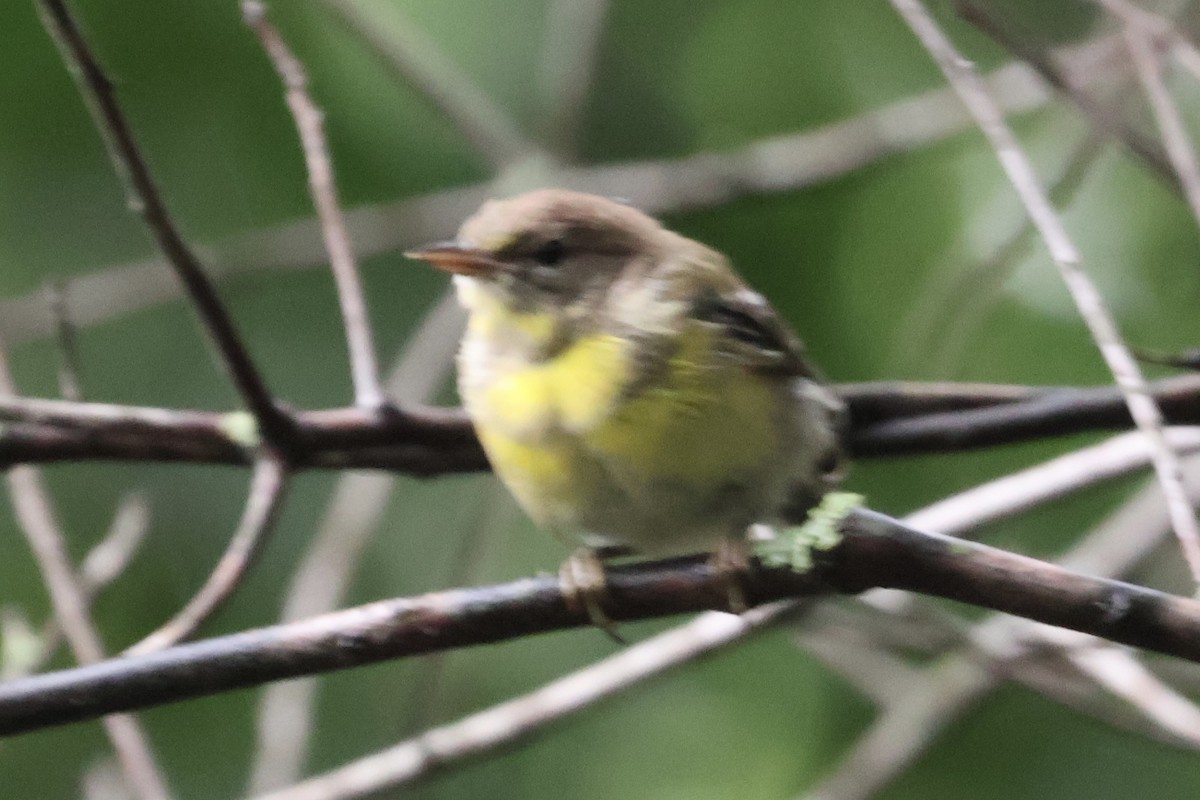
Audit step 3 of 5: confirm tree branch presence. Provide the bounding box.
[244,1,383,409]
[34,0,294,451]
[891,0,1200,582]
[2,508,1200,738]
[3,376,1199,471]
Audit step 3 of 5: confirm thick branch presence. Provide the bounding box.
[3,376,1200,472]
[2,508,1199,738]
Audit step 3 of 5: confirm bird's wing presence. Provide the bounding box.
[689,285,825,380]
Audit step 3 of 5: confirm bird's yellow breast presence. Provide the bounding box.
[463,313,782,540]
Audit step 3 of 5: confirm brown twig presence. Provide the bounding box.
[954,0,1180,190]
[243,1,383,409]
[890,0,1200,585]
[1123,24,1200,235]
[0,33,1136,351]
[264,437,1200,800]
[19,492,152,677]
[0,344,171,800]
[34,0,293,450]
[125,456,291,656]
[3,376,1200,470]
[4,508,1200,738]
[1092,0,1200,81]
[808,457,1200,800]
[260,429,1200,800]
[317,0,533,169]
[1134,345,1200,371]
[247,292,461,793]
[251,603,801,800]
[536,0,610,158]
[43,281,84,401]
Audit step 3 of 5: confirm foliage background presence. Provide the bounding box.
[1,0,1199,798]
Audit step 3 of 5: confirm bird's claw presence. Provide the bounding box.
[559,549,626,644]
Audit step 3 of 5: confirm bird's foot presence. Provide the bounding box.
[711,537,752,614]
[559,548,626,644]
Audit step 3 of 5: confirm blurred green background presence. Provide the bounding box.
[2,0,1200,798]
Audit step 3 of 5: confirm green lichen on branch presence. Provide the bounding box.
[218,411,260,449]
[756,492,864,571]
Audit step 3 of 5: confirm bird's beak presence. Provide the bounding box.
[404,242,504,277]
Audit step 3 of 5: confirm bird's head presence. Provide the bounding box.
[407,189,668,330]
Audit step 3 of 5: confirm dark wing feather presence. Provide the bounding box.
[692,288,823,379]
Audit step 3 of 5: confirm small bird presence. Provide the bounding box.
[408,189,844,628]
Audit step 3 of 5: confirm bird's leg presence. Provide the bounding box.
[559,548,626,644]
[711,536,752,613]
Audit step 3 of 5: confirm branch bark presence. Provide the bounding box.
[3,508,1200,738]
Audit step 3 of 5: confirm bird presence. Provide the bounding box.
[407,189,845,632]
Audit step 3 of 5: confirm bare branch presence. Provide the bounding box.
[255,604,799,800]
[125,457,290,656]
[43,281,84,401]
[22,492,152,677]
[248,291,461,793]
[243,1,383,409]
[807,456,1200,800]
[1123,24,1200,234]
[253,430,1200,800]
[955,0,1180,189]
[1092,0,1200,81]
[0,344,170,800]
[3,375,1200,471]
[78,494,151,591]
[0,34,1133,348]
[848,374,1200,455]
[34,0,292,450]
[4,509,1200,737]
[536,0,609,158]
[908,427,1200,535]
[890,0,1200,584]
[317,0,534,169]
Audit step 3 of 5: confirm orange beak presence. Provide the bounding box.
[405,242,504,277]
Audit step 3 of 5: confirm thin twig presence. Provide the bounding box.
[535,0,610,158]
[955,0,1180,189]
[260,442,1200,800]
[791,618,922,705]
[907,427,1200,536]
[251,604,801,800]
[243,1,383,409]
[847,374,1200,455]
[124,457,290,656]
[43,281,84,401]
[20,492,152,677]
[248,292,461,793]
[1092,0,1200,81]
[0,33,1134,348]
[1123,24,1200,234]
[1037,624,1200,744]
[890,0,1200,586]
[317,0,534,169]
[806,456,1200,800]
[34,0,292,449]
[0,344,171,800]
[793,604,1198,748]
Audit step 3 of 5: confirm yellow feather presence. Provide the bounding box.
[584,322,776,488]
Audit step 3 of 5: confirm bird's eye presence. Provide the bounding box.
[532,238,566,267]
